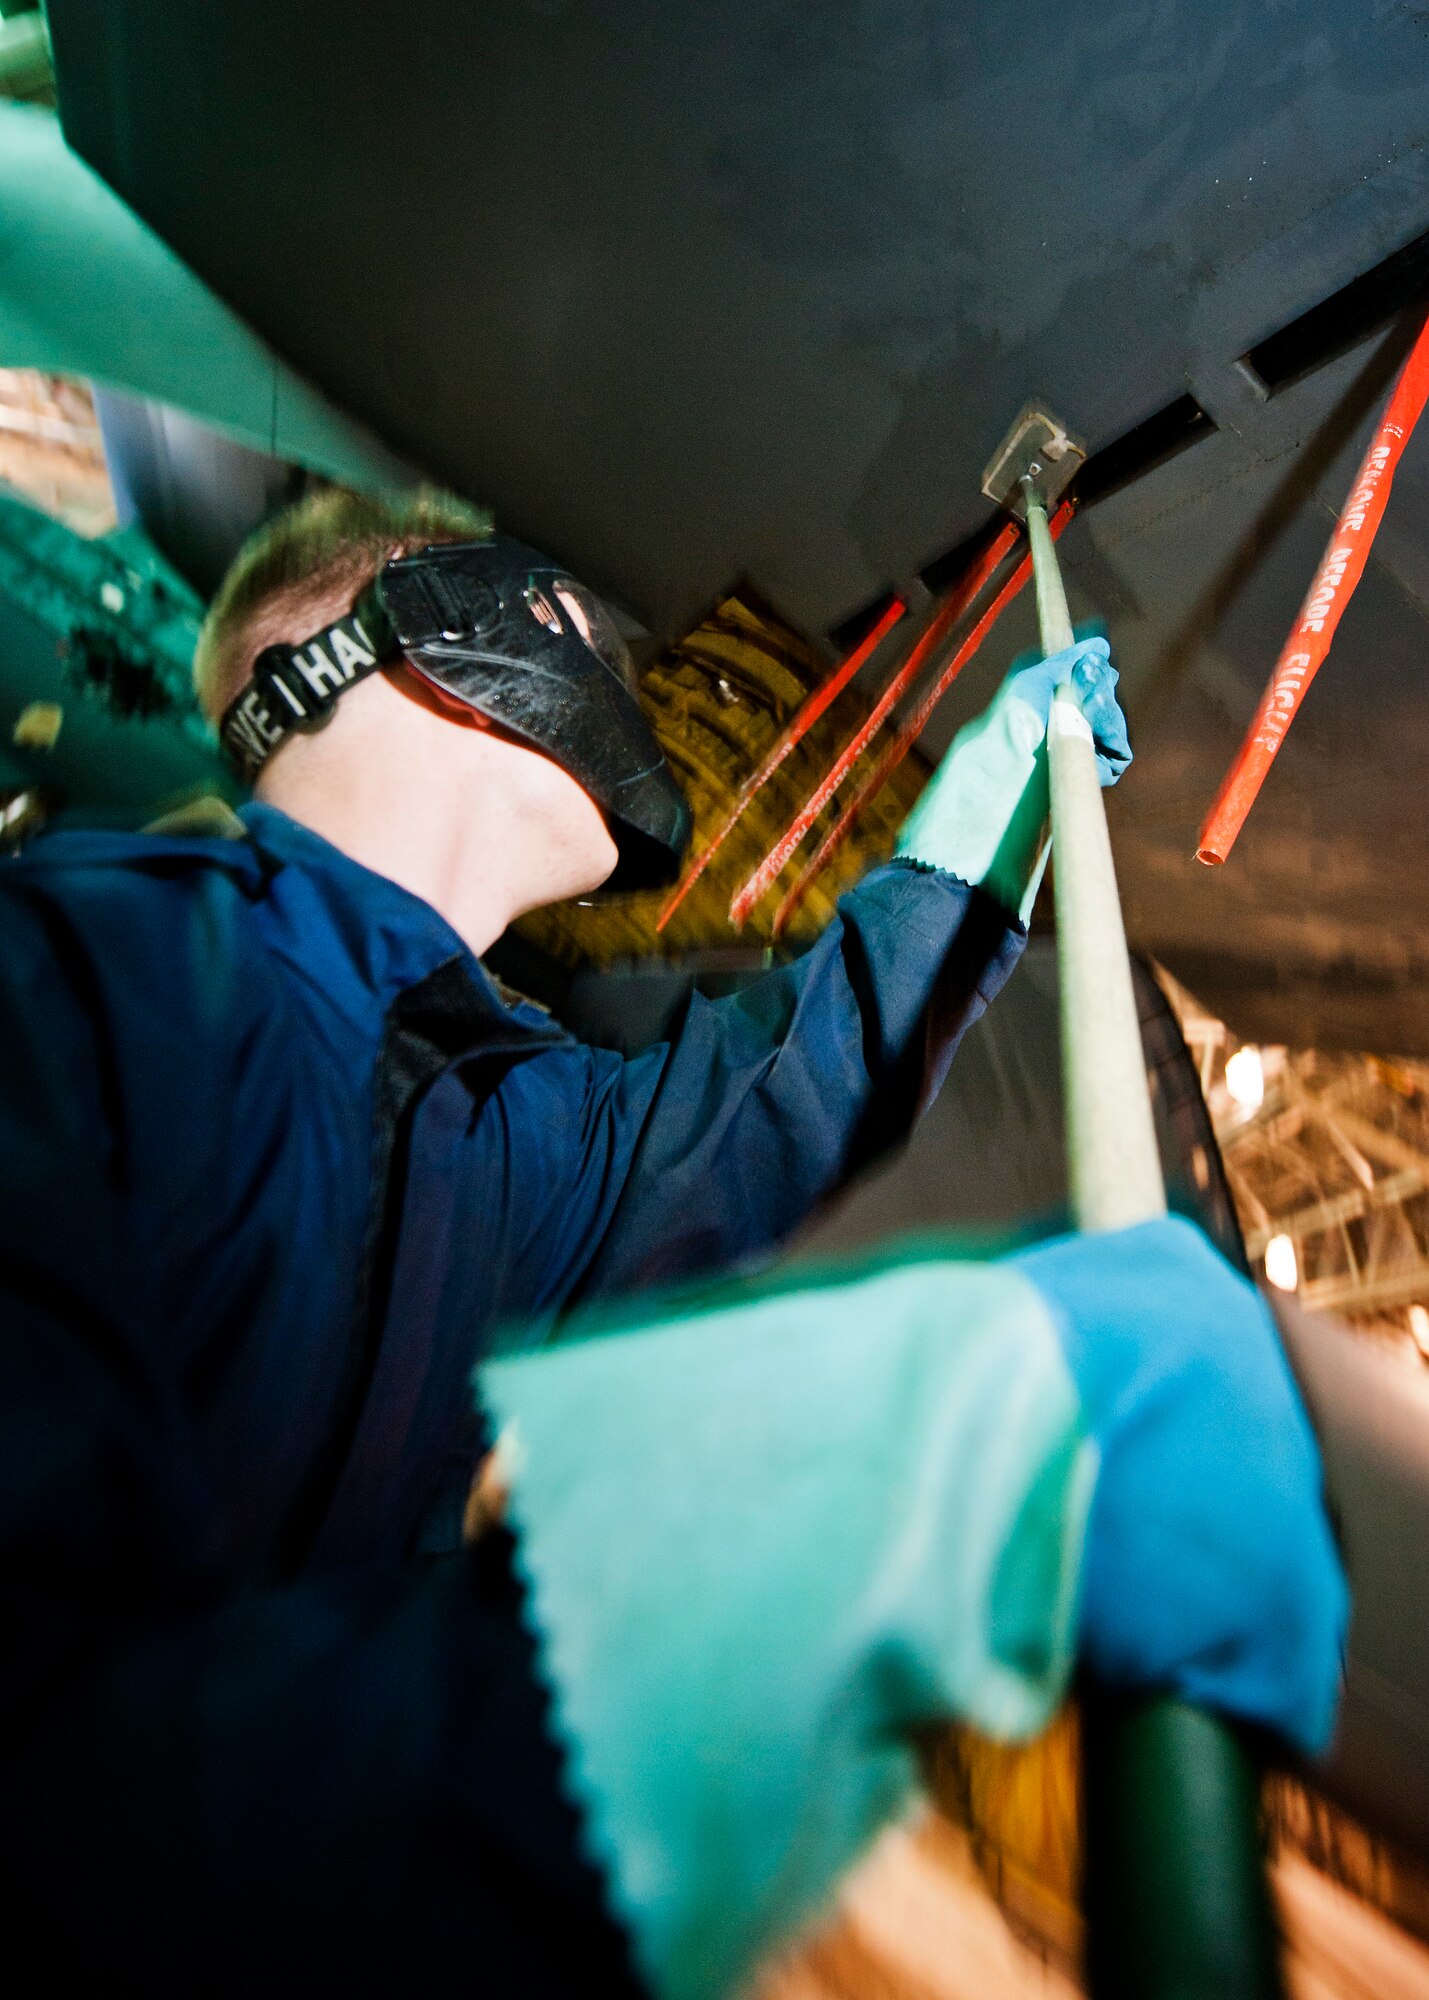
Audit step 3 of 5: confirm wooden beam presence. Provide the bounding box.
[1301,1258,1429,1316]
[1243,1168,1425,1261]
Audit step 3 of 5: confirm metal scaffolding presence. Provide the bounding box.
[1161,969,1429,1361]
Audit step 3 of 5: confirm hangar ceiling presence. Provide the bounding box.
[39,0,1429,1052]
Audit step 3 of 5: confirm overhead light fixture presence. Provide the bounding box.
[1225,1045,1266,1112]
[1264,1233,1298,1293]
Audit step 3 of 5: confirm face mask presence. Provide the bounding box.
[221,535,691,889]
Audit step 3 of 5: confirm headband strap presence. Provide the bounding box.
[219,583,398,780]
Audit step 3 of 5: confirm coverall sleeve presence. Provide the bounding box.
[553,862,1022,1301]
[0,881,638,1996]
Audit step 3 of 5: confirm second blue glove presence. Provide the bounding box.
[1013,1215,1347,1756]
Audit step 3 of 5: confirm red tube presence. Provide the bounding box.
[728,519,1021,927]
[770,510,1070,936]
[1197,308,1429,865]
[655,596,906,931]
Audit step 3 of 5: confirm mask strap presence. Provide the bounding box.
[219,584,397,780]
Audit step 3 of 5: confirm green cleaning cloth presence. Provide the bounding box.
[481,1252,1093,2000]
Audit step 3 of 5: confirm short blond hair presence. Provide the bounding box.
[193,484,492,722]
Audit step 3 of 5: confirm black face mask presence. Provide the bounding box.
[220,535,691,890]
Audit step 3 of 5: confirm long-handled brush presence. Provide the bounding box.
[980,402,1284,2000]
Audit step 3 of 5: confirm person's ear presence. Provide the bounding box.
[386,661,492,727]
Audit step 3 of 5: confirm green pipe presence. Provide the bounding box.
[1082,1696,1284,1999]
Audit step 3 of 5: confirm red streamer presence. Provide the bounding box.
[770,506,1071,936]
[728,519,1021,927]
[655,596,906,931]
[1197,308,1429,865]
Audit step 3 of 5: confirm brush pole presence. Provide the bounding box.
[1022,483,1284,1998]
[1024,487,1165,1229]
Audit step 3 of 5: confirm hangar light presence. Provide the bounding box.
[1225,1045,1266,1112]
[1265,1234,1299,1293]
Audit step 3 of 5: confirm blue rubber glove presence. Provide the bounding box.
[896,637,1131,923]
[1013,1215,1348,1752]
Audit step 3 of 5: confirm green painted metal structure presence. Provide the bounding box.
[0,487,232,816]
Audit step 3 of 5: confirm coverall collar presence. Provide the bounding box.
[238,800,555,1038]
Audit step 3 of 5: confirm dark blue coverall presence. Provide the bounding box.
[0,801,1022,1994]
